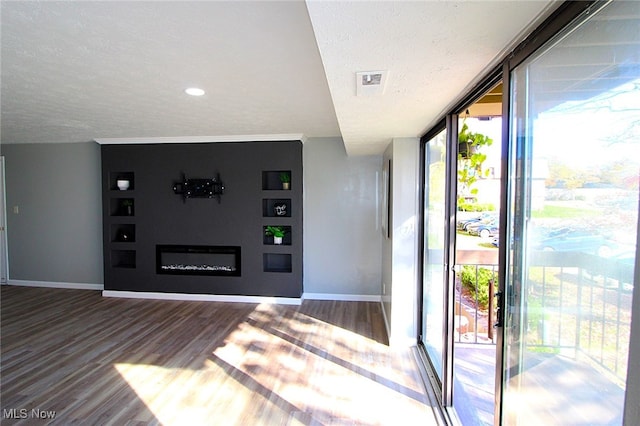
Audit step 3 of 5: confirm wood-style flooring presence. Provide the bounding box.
[1,286,437,425]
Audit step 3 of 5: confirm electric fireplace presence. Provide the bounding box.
[156,245,241,276]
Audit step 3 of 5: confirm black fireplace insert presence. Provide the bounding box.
[156,245,241,276]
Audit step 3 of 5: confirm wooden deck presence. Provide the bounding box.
[452,341,626,425]
[1,286,437,425]
[453,343,496,426]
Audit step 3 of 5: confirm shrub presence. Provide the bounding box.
[459,266,497,310]
[457,202,496,212]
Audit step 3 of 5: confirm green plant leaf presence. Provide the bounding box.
[279,172,290,183]
[265,225,286,237]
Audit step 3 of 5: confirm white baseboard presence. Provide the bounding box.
[7,279,103,291]
[302,292,382,302]
[102,290,302,305]
[4,282,382,306]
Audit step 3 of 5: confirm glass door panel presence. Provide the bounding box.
[421,129,448,383]
[502,2,639,424]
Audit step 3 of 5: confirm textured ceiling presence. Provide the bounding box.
[307,0,557,155]
[1,1,557,156]
[0,1,339,145]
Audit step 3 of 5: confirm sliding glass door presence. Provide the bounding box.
[420,128,451,390]
[418,2,638,423]
[501,1,639,423]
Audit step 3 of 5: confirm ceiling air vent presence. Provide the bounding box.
[356,71,387,96]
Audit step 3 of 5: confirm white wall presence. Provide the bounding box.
[303,137,383,297]
[382,137,420,347]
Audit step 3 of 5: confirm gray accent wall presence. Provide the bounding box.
[2,142,103,284]
[100,141,303,297]
[303,137,382,295]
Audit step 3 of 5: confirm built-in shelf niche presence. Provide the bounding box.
[263,253,292,273]
[263,226,292,245]
[110,224,136,243]
[109,171,135,191]
[262,199,291,217]
[262,170,291,191]
[110,198,135,216]
[111,250,136,268]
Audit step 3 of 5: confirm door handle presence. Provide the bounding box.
[494,291,503,328]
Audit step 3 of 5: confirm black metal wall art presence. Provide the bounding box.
[173,173,225,202]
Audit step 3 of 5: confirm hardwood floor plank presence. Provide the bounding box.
[1,286,437,425]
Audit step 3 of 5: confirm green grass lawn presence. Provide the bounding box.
[531,204,600,219]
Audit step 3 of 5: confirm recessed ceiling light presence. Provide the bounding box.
[185,87,205,96]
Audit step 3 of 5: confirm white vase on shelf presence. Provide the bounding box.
[117,180,130,191]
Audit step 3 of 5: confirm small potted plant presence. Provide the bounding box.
[265,225,286,245]
[279,172,291,190]
[121,199,134,216]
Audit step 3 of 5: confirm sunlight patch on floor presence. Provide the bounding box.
[111,301,433,425]
[212,304,434,424]
[114,362,271,424]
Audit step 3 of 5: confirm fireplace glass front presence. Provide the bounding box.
[156,245,241,276]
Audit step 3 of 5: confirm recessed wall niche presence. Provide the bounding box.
[111,224,135,242]
[263,253,292,273]
[110,198,134,216]
[111,250,136,268]
[262,170,291,191]
[109,171,135,191]
[101,140,302,298]
[262,199,291,217]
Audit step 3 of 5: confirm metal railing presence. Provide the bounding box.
[454,250,634,380]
